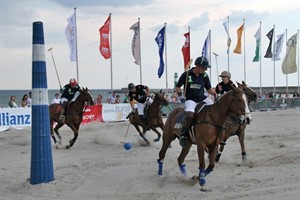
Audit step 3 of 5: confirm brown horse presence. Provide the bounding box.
[215,81,257,162]
[157,86,250,191]
[127,91,169,144]
[49,87,93,149]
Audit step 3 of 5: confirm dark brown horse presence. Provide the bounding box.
[49,87,93,149]
[215,81,257,162]
[127,91,169,145]
[157,86,249,191]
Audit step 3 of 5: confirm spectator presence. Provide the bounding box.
[51,93,60,104]
[21,94,29,107]
[27,91,32,107]
[8,96,18,108]
[115,95,121,104]
[123,92,130,103]
[107,91,116,104]
[94,95,103,105]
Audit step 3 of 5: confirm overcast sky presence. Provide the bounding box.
[0,0,299,90]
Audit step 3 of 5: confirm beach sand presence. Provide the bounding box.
[0,108,299,200]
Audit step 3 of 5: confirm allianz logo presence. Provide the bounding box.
[0,112,31,126]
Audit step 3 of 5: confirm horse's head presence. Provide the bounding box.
[225,86,251,124]
[79,87,94,105]
[237,81,257,103]
[153,89,169,107]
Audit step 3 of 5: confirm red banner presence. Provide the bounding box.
[181,32,190,69]
[82,105,103,124]
[99,15,111,59]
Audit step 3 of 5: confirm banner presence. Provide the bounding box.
[102,103,131,122]
[99,15,111,59]
[130,21,141,65]
[155,26,165,78]
[253,26,261,62]
[282,33,298,74]
[181,32,190,69]
[201,30,211,61]
[65,13,77,62]
[223,21,231,54]
[233,23,244,54]
[264,28,274,58]
[272,32,285,61]
[82,105,103,124]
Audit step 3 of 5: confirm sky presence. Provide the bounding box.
[0,0,299,90]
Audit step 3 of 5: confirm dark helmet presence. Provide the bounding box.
[194,56,211,68]
[128,83,135,90]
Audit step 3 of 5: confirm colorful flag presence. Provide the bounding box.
[130,21,141,65]
[282,33,298,74]
[272,32,285,61]
[233,23,244,54]
[65,13,77,62]
[223,21,231,54]
[264,28,274,58]
[99,15,111,59]
[181,32,190,69]
[253,26,261,62]
[201,30,211,61]
[155,26,165,78]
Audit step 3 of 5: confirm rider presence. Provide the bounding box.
[176,56,216,147]
[215,71,235,95]
[59,78,81,122]
[128,83,153,130]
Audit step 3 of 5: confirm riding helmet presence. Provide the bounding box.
[128,83,135,90]
[70,78,77,87]
[219,71,231,78]
[194,56,211,68]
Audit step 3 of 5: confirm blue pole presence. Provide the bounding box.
[30,21,54,184]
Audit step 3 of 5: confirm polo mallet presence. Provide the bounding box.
[48,47,62,90]
[183,59,193,97]
[120,114,133,144]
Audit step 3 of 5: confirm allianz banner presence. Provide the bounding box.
[0,107,31,132]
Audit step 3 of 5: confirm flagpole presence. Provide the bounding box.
[209,29,212,80]
[227,16,230,71]
[74,7,79,83]
[259,22,262,96]
[243,19,246,82]
[273,25,276,95]
[138,18,142,84]
[298,29,299,94]
[285,29,288,95]
[164,23,168,94]
[109,13,113,94]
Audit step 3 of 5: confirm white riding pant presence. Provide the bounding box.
[60,91,80,104]
[137,97,153,115]
[185,97,214,113]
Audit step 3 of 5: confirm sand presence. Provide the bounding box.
[0,108,300,200]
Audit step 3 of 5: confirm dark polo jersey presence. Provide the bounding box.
[128,85,148,103]
[176,67,211,103]
[215,80,235,95]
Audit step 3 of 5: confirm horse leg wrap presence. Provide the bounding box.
[157,159,163,176]
[242,152,247,161]
[205,167,213,176]
[199,168,206,186]
[179,164,187,176]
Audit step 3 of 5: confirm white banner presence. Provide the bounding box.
[65,13,77,62]
[130,21,141,65]
[102,103,131,122]
[0,107,31,132]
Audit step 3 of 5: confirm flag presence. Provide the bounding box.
[181,32,190,69]
[233,23,244,54]
[272,32,285,61]
[65,13,77,62]
[155,26,165,78]
[99,15,111,59]
[253,26,261,62]
[223,21,231,54]
[201,30,211,61]
[282,33,298,74]
[264,28,274,58]
[130,21,141,65]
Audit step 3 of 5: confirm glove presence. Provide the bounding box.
[180,97,186,103]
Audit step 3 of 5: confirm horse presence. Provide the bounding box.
[127,91,169,145]
[215,81,257,162]
[157,86,250,191]
[49,87,93,149]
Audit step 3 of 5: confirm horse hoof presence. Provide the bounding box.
[55,144,60,149]
[58,140,62,145]
[66,145,70,149]
[200,185,208,192]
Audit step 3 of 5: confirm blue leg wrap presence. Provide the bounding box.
[205,167,213,176]
[179,164,187,176]
[199,168,206,186]
[157,159,163,176]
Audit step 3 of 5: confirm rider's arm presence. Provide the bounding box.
[145,86,150,96]
[207,88,217,97]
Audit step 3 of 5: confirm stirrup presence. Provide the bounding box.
[179,136,187,147]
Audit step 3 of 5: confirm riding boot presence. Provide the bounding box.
[139,115,150,131]
[179,111,194,147]
[60,101,67,122]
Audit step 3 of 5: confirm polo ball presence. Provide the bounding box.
[124,142,132,150]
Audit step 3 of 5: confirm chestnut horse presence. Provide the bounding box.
[157,86,250,191]
[215,81,257,162]
[127,91,169,144]
[49,87,93,149]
